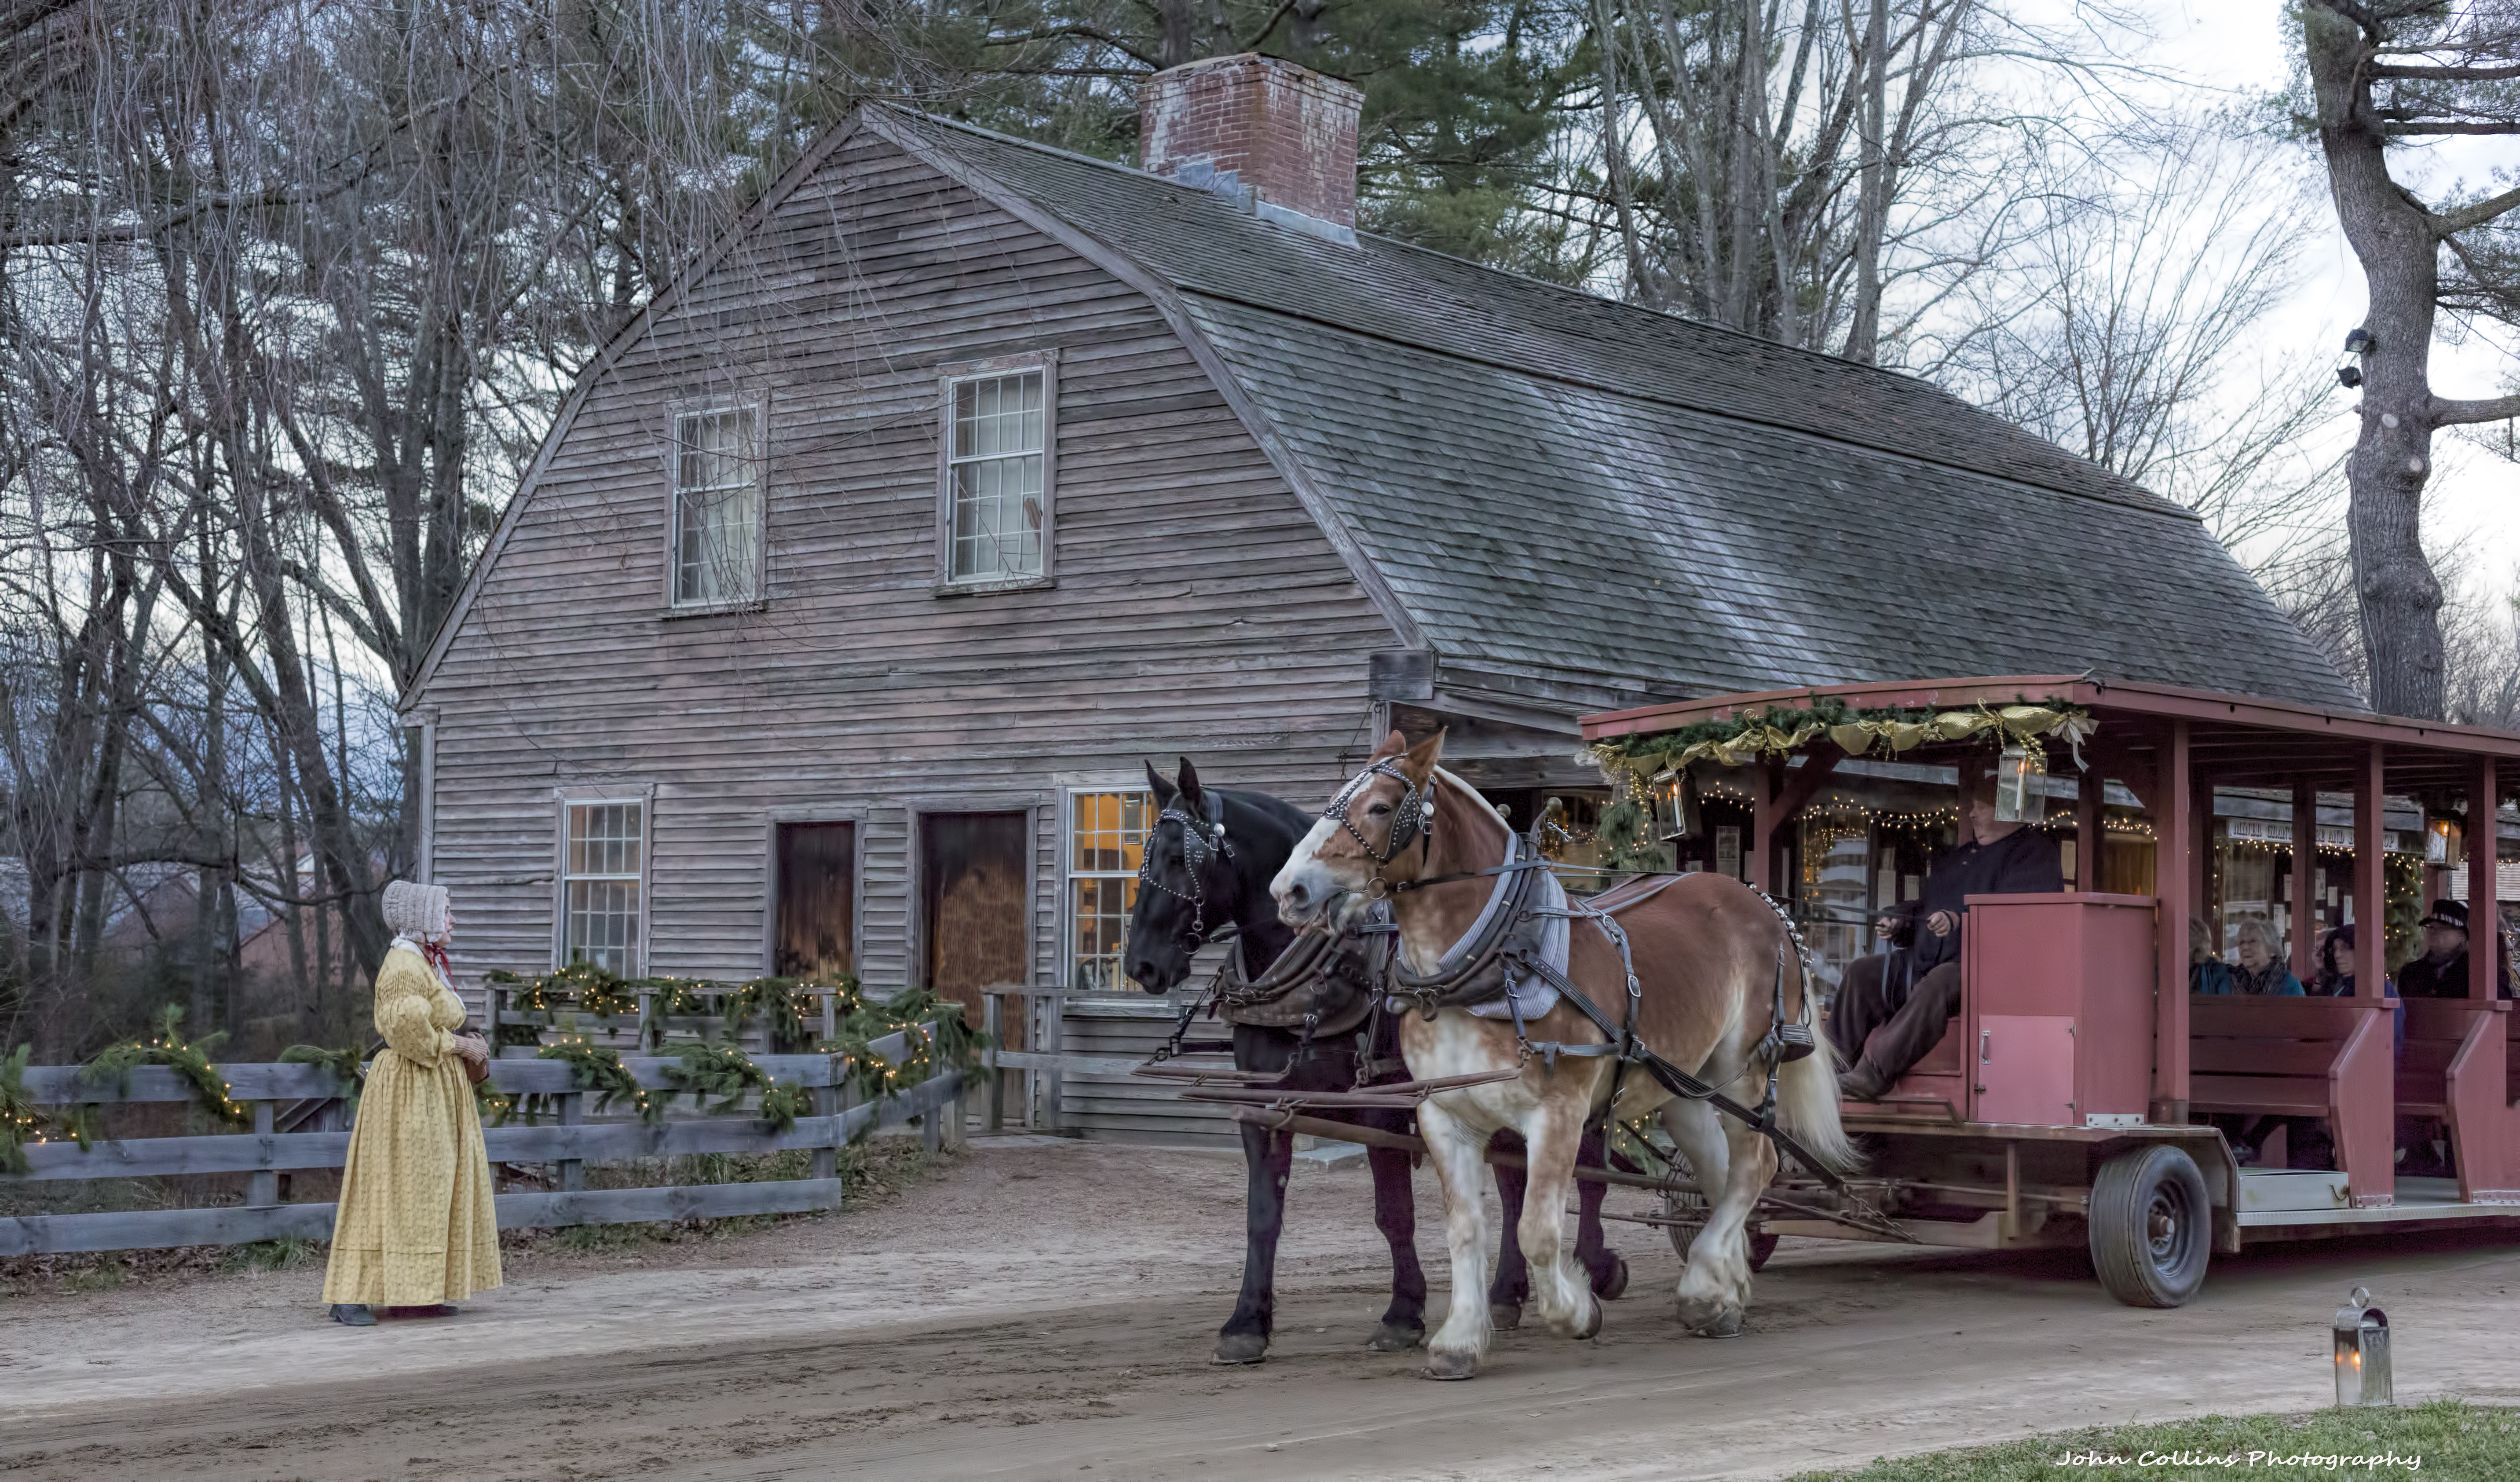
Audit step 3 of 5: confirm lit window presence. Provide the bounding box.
[672,406,761,607]
[563,801,643,975]
[944,370,1047,583]
[1067,790,1150,992]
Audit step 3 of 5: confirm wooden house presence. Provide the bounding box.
[401,56,2356,1142]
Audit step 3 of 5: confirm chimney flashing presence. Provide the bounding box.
[1255,198,1358,246]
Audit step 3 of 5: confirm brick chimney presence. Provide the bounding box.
[1139,54,1362,239]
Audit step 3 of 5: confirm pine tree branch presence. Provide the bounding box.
[2433,185,2520,236]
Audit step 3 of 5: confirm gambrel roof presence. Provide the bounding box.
[408,105,2361,717]
[871,108,2358,714]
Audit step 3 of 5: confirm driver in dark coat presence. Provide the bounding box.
[1830,760,2063,1101]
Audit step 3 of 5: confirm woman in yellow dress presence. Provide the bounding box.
[323,880,501,1325]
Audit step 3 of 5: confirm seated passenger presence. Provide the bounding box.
[2188,915,2235,995]
[1833,761,2063,1102]
[2394,899,2513,999]
[2204,916,2303,995]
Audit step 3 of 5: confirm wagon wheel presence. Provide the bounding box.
[2087,1143,2211,1308]
[1657,1188,1780,1272]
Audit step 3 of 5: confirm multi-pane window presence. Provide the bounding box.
[945,370,1046,582]
[672,406,761,607]
[1068,790,1150,992]
[563,801,643,975]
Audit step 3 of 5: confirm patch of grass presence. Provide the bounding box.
[220,1237,320,1273]
[1791,1400,2515,1481]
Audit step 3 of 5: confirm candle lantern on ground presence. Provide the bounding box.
[2332,1286,2392,1407]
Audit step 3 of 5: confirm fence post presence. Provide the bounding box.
[983,993,1005,1133]
[822,988,838,1045]
[248,1101,278,1209]
[637,989,654,1052]
[1040,992,1066,1136]
[812,1057,839,1183]
[559,1090,585,1193]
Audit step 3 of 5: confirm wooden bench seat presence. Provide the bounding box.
[2188,995,2394,1205]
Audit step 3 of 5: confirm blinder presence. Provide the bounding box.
[1322,757,1433,872]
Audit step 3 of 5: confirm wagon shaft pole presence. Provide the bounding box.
[1225,1107,1685,1193]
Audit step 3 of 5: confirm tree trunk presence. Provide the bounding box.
[2304,5,2447,718]
[1843,0,1889,363]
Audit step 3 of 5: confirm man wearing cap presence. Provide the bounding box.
[2395,899,2513,999]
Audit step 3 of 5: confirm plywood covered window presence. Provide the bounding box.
[562,801,644,975]
[774,821,855,980]
[922,812,1030,1024]
[1068,790,1150,992]
[940,355,1054,587]
[671,403,763,607]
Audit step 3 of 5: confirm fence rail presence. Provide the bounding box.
[2,1029,961,1257]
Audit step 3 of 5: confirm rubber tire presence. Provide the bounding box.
[2087,1143,2211,1308]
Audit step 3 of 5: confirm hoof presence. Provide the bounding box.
[1211,1331,1269,1365]
[1679,1299,1744,1338]
[1488,1301,1523,1331]
[1593,1254,1630,1301]
[1571,1293,1604,1341]
[1421,1350,1480,1381]
[1366,1321,1425,1352]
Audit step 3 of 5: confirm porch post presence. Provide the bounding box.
[2193,770,2216,955]
[2291,782,2320,981]
[2473,756,2500,1002]
[2355,744,2387,999]
[1751,756,1781,894]
[2075,764,2104,890]
[2155,721,2192,1120]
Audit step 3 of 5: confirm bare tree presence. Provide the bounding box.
[2298,1,2520,719]
[1914,120,2344,568]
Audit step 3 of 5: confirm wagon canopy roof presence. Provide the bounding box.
[875,110,2360,715]
[1581,675,2520,793]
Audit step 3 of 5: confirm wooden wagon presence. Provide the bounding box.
[1582,675,2520,1306]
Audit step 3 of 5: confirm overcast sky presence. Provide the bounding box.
[2107,0,2517,585]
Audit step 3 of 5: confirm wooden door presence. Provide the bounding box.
[921,811,1029,1028]
[775,822,856,980]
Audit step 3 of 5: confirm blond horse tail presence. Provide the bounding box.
[1778,1038,1861,1175]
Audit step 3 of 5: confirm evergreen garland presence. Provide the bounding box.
[0,1043,62,1174]
[1592,693,2096,779]
[70,1006,252,1137]
[276,1044,368,1108]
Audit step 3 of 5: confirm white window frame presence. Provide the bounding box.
[553,791,653,976]
[935,351,1057,595]
[1062,783,1152,995]
[666,395,768,613]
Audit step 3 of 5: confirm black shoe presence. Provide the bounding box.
[330,1303,376,1327]
[1838,1064,1890,1103]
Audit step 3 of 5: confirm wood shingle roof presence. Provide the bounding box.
[878,108,2361,714]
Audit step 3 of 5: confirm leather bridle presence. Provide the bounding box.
[1137,794,1234,947]
[1319,757,1433,894]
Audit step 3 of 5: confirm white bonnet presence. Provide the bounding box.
[382,880,451,943]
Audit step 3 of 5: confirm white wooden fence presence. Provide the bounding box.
[2,1026,961,1256]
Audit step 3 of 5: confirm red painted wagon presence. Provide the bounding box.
[1580,675,2520,1307]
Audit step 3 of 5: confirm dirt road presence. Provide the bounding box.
[4,1138,2517,1481]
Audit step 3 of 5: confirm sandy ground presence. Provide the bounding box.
[3,1136,2518,1482]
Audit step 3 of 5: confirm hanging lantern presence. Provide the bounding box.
[1651,767,1703,842]
[2332,1287,2392,1408]
[1994,745,2047,823]
[2424,816,2463,867]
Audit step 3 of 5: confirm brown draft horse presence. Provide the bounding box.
[1272,731,1857,1380]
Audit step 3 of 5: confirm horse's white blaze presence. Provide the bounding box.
[1269,815,1357,931]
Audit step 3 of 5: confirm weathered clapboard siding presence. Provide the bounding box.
[412,126,1387,1142]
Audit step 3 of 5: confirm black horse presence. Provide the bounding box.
[1125,758,1624,1364]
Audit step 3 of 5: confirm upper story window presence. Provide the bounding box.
[561,799,644,976]
[939,354,1055,589]
[671,403,763,608]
